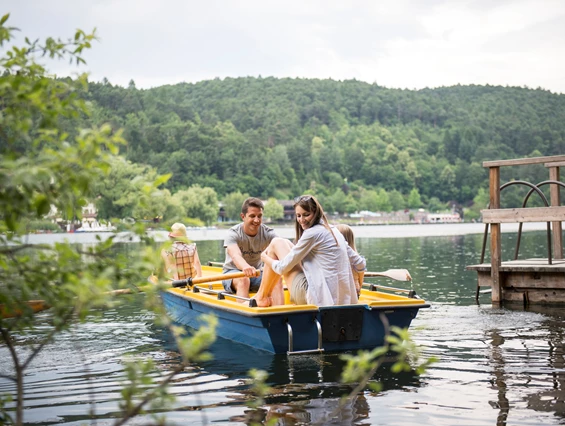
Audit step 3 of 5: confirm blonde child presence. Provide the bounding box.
[161,223,202,280]
[336,224,365,296]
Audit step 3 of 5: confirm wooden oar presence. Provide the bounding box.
[207,262,411,283]
[0,286,154,320]
[2,271,262,319]
[0,300,52,319]
[364,269,412,281]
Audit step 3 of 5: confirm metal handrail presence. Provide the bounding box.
[480,180,554,265]
[514,180,565,263]
[191,285,257,307]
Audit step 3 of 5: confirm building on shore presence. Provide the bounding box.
[424,213,462,223]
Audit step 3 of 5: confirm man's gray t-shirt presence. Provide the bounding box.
[223,223,277,271]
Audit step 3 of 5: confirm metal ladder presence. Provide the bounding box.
[286,319,325,355]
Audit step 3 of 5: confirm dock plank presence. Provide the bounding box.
[467,258,565,272]
[481,206,565,223]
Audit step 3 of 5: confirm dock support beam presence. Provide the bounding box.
[489,166,502,304]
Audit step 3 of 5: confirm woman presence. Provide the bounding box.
[255,195,366,307]
[161,222,202,280]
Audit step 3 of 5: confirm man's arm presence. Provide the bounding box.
[226,243,257,277]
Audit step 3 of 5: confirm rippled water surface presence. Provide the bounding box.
[2,227,565,425]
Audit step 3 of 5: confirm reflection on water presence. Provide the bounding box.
[154,321,422,425]
[2,230,565,424]
[486,305,565,424]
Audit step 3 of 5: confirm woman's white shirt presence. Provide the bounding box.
[271,224,366,306]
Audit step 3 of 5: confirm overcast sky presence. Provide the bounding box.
[4,0,565,93]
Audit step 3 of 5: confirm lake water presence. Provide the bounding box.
[2,224,565,425]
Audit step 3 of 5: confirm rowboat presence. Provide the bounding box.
[161,265,430,355]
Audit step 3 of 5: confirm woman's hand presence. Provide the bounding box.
[261,250,273,267]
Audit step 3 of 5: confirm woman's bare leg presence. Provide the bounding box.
[255,238,302,307]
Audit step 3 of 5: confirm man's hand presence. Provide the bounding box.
[242,265,257,277]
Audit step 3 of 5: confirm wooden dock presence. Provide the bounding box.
[467,258,565,304]
[467,154,565,305]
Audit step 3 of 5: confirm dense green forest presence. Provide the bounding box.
[6,72,563,223]
[80,77,565,219]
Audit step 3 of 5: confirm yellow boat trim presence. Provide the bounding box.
[359,289,427,306]
[167,287,319,314]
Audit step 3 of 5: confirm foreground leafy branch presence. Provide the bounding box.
[0,14,217,425]
[114,315,218,426]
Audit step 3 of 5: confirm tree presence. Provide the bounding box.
[173,185,219,225]
[439,164,457,201]
[133,187,185,222]
[426,196,446,213]
[358,189,379,212]
[264,197,284,222]
[389,190,406,211]
[223,191,249,221]
[375,188,393,212]
[443,129,461,164]
[93,156,171,219]
[407,188,422,209]
[465,187,490,221]
[0,16,214,425]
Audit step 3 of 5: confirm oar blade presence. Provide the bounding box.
[365,269,412,281]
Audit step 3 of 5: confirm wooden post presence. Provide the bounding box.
[548,166,563,259]
[489,166,502,304]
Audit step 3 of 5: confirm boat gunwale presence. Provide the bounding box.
[164,288,430,318]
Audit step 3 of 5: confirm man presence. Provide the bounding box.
[222,197,277,299]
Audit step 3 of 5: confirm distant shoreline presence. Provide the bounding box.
[19,222,550,245]
[180,222,549,241]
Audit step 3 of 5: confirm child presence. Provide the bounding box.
[161,223,202,280]
[336,224,365,296]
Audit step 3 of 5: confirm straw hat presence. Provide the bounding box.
[168,223,187,238]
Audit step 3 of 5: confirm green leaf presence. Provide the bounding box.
[154,173,172,187]
[35,194,50,216]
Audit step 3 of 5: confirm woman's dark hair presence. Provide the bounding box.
[293,195,337,244]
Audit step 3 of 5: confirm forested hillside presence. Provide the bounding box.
[84,77,565,216]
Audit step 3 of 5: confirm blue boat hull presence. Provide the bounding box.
[161,289,428,354]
